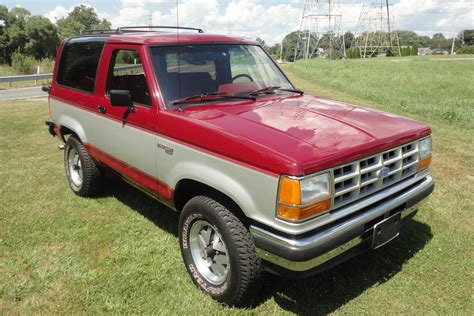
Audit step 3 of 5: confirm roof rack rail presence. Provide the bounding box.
[81,29,119,35]
[79,26,204,36]
[118,26,204,33]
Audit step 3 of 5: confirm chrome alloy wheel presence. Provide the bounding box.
[67,147,83,187]
[189,220,230,285]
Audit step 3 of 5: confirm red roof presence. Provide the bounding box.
[105,32,258,45]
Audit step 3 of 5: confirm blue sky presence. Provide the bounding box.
[2,0,473,44]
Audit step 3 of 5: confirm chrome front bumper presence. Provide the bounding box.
[250,175,434,275]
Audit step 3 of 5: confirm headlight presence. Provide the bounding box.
[277,173,331,222]
[418,136,432,171]
[419,137,432,159]
[300,174,330,203]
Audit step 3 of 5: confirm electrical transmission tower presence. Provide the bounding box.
[294,0,342,60]
[353,0,401,58]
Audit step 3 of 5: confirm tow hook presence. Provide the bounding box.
[58,144,65,150]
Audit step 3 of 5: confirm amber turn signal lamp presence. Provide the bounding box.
[418,156,432,171]
[278,177,301,205]
[277,198,331,222]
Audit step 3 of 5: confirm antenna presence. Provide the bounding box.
[176,0,183,112]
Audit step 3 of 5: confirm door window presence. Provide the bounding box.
[106,49,152,106]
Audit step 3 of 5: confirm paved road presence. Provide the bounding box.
[0,87,47,100]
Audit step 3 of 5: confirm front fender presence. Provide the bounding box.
[168,161,257,216]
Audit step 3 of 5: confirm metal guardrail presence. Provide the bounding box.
[0,73,53,87]
[0,64,143,87]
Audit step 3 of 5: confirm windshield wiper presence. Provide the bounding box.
[248,86,304,96]
[172,92,256,106]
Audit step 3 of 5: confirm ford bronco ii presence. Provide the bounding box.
[45,26,434,306]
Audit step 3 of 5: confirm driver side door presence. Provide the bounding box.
[94,44,158,186]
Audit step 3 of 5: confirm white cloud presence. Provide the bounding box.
[45,3,111,24]
[45,5,69,23]
[148,0,301,44]
[391,0,474,36]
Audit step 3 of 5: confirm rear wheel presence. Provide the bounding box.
[64,136,103,197]
[179,196,263,306]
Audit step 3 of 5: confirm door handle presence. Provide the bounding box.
[97,106,106,114]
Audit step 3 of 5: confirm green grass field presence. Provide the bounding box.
[1,57,473,314]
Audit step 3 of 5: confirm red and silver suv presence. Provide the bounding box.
[45,26,434,306]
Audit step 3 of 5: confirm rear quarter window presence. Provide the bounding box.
[56,41,105,93]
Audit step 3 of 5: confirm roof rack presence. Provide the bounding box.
[80,29,118,35]
[81,26,204,36]
[118,26,204,33]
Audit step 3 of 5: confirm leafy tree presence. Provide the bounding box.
[462,29,474,46]
[281,31,301,61]
[396,30,419,46]
[57,5,111,38]
[0,5,8,63]
[458,45,474,54]
[281,31,321,61]
[430,33,451,50]
[0,5,59,64]
[4,7,31,62]
[9,7,31,21]
[24,16,59,59]
[418,35,431,47]
[343,31,354,49]
[267,43,282,59]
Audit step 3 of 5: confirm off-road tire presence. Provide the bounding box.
[179,195,263,306]
[64,136,103,197]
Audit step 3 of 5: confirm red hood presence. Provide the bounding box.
[158,95,431,176]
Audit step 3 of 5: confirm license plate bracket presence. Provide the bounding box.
[372,212,401,249]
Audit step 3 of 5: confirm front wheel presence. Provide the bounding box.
[179,196,262,306]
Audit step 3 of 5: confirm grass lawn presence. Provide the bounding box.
[1,56,473,314]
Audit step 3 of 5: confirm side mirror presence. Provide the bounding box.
[110,90,133,107]
[42,86,51,93]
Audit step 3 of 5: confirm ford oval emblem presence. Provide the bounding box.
[375,167,390,178]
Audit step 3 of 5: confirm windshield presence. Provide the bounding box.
[150,44,293,107]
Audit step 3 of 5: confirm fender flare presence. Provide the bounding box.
[168,161,260,218]
[56,114,88,143]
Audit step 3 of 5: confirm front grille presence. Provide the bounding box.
[332,141,419,208]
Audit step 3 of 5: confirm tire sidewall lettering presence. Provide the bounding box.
[181,213,202,250]
[188,263,227,295]
[182,212,229,296]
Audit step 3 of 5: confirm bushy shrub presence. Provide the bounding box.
[39,58,55,73]
[346,48,361,59]
[458,45,474,54]
[11,51,36,74]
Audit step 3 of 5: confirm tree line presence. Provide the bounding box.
[265,29,474,61]
[0,4,110,65]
